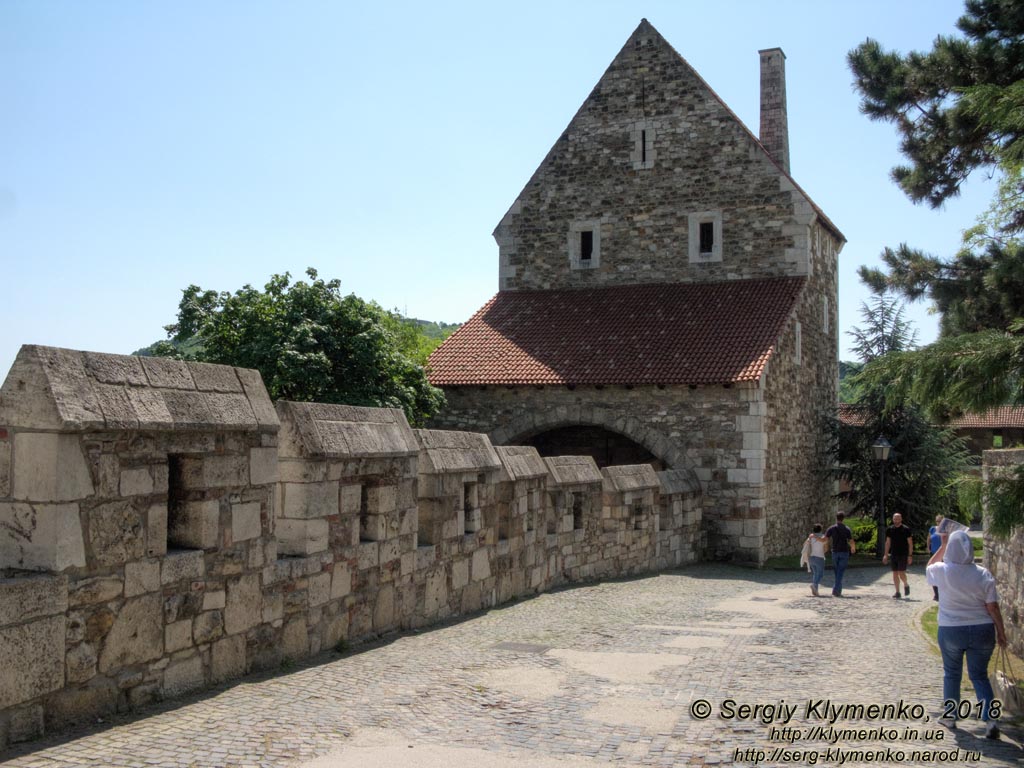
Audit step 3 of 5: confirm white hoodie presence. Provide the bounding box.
[926,531,998,626]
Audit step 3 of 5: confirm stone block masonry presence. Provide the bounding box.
[0,346,701,748]
[982,448,1024,657]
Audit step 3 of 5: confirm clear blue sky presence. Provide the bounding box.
[0,1,996,379]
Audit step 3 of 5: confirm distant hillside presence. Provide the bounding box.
[411,319,461,340]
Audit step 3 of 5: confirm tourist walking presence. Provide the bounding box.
[929,515,943,601]
[926,530,1007,739]
[824,512,855,597]
[882,512,913,598]
[800,524,828,596]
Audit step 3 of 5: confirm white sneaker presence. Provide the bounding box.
[985,722,1000,740]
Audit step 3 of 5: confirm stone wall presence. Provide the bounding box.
[494,20,837,293]
[761,221,840,556]
[982,448,1024,658]
[431,383,771,561]
[0,346,701,749]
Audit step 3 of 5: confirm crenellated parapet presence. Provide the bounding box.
[0,346,702,749]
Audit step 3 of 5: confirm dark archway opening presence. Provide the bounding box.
[520,425,662,470]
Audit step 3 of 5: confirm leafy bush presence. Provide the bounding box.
[848,515,878,553]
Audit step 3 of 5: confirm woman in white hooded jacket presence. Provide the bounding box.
[926,530,1007,739]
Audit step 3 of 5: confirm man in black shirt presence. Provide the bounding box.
[882,512,913,598]
[825,512,856,597]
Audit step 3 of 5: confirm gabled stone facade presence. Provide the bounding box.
[429,19,843,563]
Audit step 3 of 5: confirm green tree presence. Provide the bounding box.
[848,0,1024,534]
[831,296,972,549]
[153,269,446,426]
[848,0,1024,209]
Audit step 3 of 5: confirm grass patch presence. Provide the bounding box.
[921,605,938,647]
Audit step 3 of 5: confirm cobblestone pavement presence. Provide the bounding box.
[3,564,1022,768]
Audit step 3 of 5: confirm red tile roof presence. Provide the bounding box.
[948,407,1024,429]
[837,403,868,427]
[428,278,805,387]
[836,403,1024,429]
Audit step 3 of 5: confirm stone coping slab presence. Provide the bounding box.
[0,345,278,433]
[494,446,548,482]
[543,455,602,486]
[601,463,659,493]
[414,429,501,475]
[277,401,418,459]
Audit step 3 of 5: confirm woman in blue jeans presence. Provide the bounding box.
[926,530,1007,739]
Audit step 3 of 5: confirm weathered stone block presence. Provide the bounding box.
[162,549,205,585]
[340,483,361,514]
[282,481,339,520]
[0,615,65,708]
[178,455,249,490]
[367,485,396,514]
[87,500,147,567]
[0,573,67,626]
[308,572,331,607]
[65,641,97,684]
[262,592,283,623]
[162,655,205,697]
[190,361,242,393]
[452,558,469,589]
[98,595,163,674]
[203,590,226,611]
[399,508,417,537]
[249,447,279,486]
[380,537,401,565]
[276,518,329,556]
[373,584,395,631]
[165,619,192,653]
[119,467,154,497]
[125,559,161,597]
[211,634,246,682]
[331,563,351,600]
[357,541,379,570]
[424,568,447,616]
[193,610,223,644]
[0,501,85,571]
[224,573,261,636]
[231,501,262,542]
[147,503,167,558]
[168,499,220,550]
[472,548,491,581]
[12,433,94,502]
[68,576,123,607]
[281,619,308,659]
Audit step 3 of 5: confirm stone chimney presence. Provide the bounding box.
[758,48,789,173]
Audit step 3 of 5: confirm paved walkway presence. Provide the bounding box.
[3,564,1022,768]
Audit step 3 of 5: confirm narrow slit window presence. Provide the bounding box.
[641,130,647,164]
[580,230,593,261]
[699,222,715,254]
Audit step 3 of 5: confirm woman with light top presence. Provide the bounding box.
[925,530,1007,739]
[800,524,828,597]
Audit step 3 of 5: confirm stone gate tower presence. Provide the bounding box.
[427,19,844,562]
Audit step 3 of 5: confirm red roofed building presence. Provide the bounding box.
[428,20,844,562]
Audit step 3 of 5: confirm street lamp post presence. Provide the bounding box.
[872,436,892,558]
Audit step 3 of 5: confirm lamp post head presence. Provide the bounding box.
[872,436,892,462]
